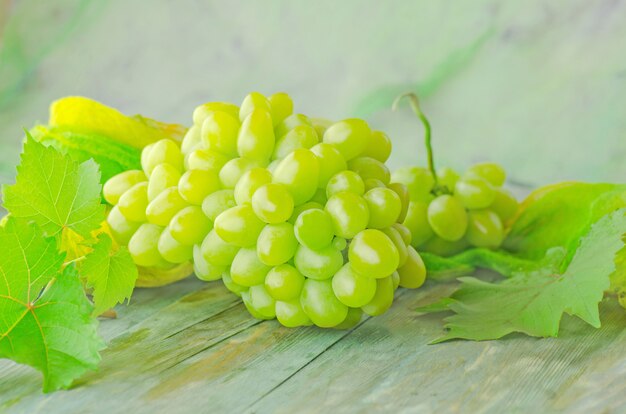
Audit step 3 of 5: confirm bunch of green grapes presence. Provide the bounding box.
[390,94,519,256]
[104,92,427,328]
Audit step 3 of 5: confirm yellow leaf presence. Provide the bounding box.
[49,96,186,149]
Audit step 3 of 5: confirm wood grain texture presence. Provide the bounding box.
[1,277,625,414]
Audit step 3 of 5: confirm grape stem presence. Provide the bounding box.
[393,93,446,195]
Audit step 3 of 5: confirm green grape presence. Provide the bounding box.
[265,264,305,301]
[427,195,468,241]
[238,109,275,162]
[193,244,224,282]
[267,159,281,174]
[242,284,276,320]
[332,307,363,330]
[421,235,468,257]
[437,167,460,192]
[322,118,371,161]
[107,205,141,245]
[214,204,265,247]
[361,130,392,163]
[384,184,408,223]
[454,177,496,209]
[275,300,311,327]
[300,279,348,328]
[294,208,334,249]
[348,229,399,279]
[390,167,434,202]
[142,139,183,176]
[361,276,394,316]
[310,143,347,189]
[234,168,272,205]
[489,188,519,222]
[179,213,217,246]
[363,187,402,229]
[381,226,408,267]
[347,157,390,184]
[193,102,239,126]
[397,246,426,289]
[239,92,271,121]
[103,170,146,205]
[147,163,181,202]
[187,148,230,172]
[310,118,333,139]
[179,169,221,206]
[311,188,328,205]
[391,271,400,290]
[128,223,168,267]
[275,113,312,140]
[392,223,412,246]
[294,244,343,280]
[465,162,506,186]
[181,124,201,155]
[230,247,272,286]
[222,271,248,297]
[146,187,188,226]
[201,111,240,158]
[326,170,365,198]
[331,263,377,307]
[251,183,294,224]
[269,92,293,126]
[118,182,149,222]
[272,125,318,159]
[201,229,240,266]
[141,143,154,175]
[272,148,320,205]
[257,222,298,266]
[325,192,369,239]
[201,189,236,221]
[158,227,193,264]
[288,201,324,224]
[170,206,213,245]
[219,157,264,189]
[332,236,347,251]
[364,178,386,192]
[466,209,504,248]
[403,201,434,247]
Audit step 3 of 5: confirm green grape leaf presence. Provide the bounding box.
[612,242,626,308]
[0,218,104,392]
[430,209,626,342]
[504,182,626,263]
[2,136,105,239]
[83,233,138,316]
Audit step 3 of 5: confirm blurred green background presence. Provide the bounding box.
[0,0,624,187]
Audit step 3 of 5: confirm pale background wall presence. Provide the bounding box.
[0,0,624,187]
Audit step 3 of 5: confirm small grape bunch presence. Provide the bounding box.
[390,94,519,257]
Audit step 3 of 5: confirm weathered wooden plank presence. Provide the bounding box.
[248,282,626,414]
[0,277,214,410]
[0,291,368,413]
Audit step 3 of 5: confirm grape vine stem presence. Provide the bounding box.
[393,92,441,191]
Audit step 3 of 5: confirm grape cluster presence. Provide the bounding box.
[103,92,427,329]
[392,163,519,256]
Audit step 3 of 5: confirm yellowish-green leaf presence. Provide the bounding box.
[0,218,103,392]
[83,233,138,316]
[3,136,105,239]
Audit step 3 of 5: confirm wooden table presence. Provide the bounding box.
[2,265,626,413]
